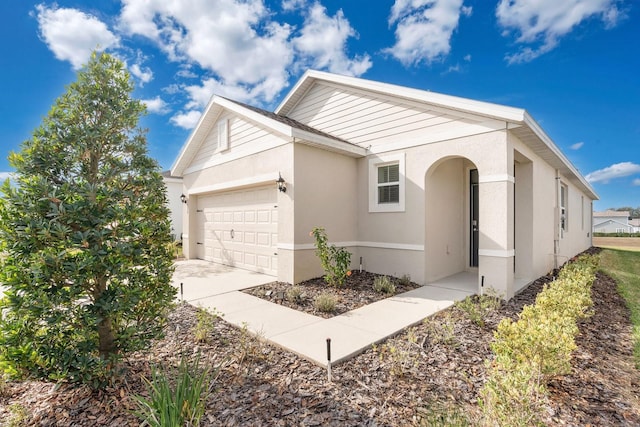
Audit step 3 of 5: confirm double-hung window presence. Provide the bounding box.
[368,153,405,212]
[377,164,399,204]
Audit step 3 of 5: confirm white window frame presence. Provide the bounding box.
[368,153,405,213]
[560,182,568,233]
[216,118,229,152]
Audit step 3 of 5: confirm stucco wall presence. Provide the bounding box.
[163,176,184,241]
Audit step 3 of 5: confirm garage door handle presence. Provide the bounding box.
[230,229,235,239]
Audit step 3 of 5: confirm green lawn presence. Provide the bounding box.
[600,249,640,368]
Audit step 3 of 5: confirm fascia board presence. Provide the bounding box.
[170,97,221,177]
[214,96,293,137]
[291,128,367,157]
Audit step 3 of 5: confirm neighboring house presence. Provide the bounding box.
[631,218,640,233]
[162,171,183,241]
[593,210,634,234]
[171,70,597,299]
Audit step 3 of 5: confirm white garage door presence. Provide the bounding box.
[196,185,278,276]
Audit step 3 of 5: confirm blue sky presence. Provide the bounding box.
[0,1,638,211]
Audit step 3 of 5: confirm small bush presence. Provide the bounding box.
[375,329,419,376]
[237,323,269,365]
[285,285,303,303]
[310,227,352,287]
[419,402,471,427]
[398,274,412,286]
[373,275,396,294]
[424,313,458,347]
[133,354,214,427]
[480,254,598,425]
[456,291,502,327]
[314,292,337,313]
[194,307,220,344]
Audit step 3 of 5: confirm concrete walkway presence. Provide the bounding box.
[172,260,475,367]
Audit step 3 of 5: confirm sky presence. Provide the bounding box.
[0,0,638,211]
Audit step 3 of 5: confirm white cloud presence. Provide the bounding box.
[282,0,307,11]
[585,162,640,184]
[633,178,640,186]
[35,4,119,69]
[570,141,584,150]
[0,172,15,182]
[142,96,169,114]
[118,0,293,104]
[384,0,467,66]
[170,110,202,129]
[292,3,372,76]
[463,54,471,62]
[130,63,153,84]
[496,0,624,64]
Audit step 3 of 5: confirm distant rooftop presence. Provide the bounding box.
[593,210,630,217]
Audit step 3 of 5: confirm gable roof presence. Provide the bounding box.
[276,70,598,200]
[171,95,366,176]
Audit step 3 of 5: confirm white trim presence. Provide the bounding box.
[189,172,279,195]
[182,234,189,239]
[278,241,424,251]
[478,174,515,184]
[368,153,405,213]
[478,249,515,258]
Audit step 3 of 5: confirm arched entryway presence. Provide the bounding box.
[425,157,479,291]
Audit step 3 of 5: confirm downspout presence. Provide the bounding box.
[554,170,560,269]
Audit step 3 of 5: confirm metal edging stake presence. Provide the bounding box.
[326,338,332,382]
[180,282,184,302]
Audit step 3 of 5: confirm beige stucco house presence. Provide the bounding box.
[171,70,597,299]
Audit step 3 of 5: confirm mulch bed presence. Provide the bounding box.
[1,254,639,425]
[243,271,421,318]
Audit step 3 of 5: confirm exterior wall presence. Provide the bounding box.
[181,142,294,282]
[163,176,183,241]
[288,143,359,283]
[593,220,633,233]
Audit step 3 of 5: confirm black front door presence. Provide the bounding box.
[470,169,479,267]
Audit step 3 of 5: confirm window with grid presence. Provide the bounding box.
[377,163,399,204]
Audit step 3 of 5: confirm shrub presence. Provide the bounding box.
[133,354,214,427]
[194,307,220,344]
[375,329,419,376]
[373,275,396,294]
[310,227,352,287]
[313,292,337,313]
[479,254,598,425]
[398,274,412,286]
[456,291,502,327]
[285,285,303,303]
[418,402,471,427]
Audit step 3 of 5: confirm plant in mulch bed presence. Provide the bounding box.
[372,275,396,294]
[456,290,502,327]
[285,285,303,303]
[133,353,216,427]
[193,307,221,344]
[480,254,598,426]
[310,227,352,287]
[313,292,338,313]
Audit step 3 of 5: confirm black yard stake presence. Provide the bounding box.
[180,282,184,302]
[326,338,332,382]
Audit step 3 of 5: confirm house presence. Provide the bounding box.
[171,70,597,299]
[161,171,184,241]
[631,218,640,233]
[593,210,634,234]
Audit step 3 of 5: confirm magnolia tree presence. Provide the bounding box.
[0,52,176,386]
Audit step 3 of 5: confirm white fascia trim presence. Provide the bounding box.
[188,172,279,195]
[163,176,183,183]
[292,129,367,157]
[278,241,424,251]
[171,99,220,176]
[479,174,515,184]
[478,249,515,258]
[215,96,293,137]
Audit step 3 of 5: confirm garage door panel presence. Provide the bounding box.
[196,185,277,276]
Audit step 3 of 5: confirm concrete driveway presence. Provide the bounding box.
[171,259,275,304]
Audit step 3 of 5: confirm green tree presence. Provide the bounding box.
[0,52,176,386]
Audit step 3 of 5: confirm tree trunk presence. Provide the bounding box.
[94,277,116,359]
